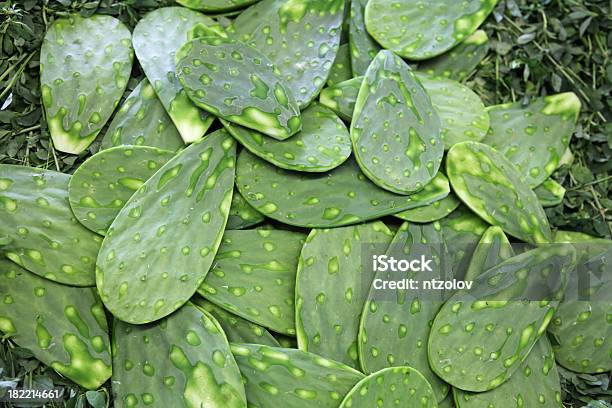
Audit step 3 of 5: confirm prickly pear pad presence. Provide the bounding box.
[0,165,102,286]
[327,43,353,86]
[463,226,514,283]
[534,178,566,207]
[40,14,133,154]
[177,0,259,12]
[96,130,236,324]
[0,259,111,390]
[348,0,380,76]
[319,76,362,121]
[226,189,265,230]
[351,50,443,194]
[177,37,301,140]
[395,193,461,223]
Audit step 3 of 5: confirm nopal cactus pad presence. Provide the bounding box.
[395,192,461,223]
[327,43,353,86]
[348,0,380,76]
[534,178,566,207]
[446,141,552,244]
[339,367,437,408]
[236,150,450,228]
[0,259,111,389]
[100,79,184,151]
[198,229,305,335]
[112,302,246,407]
[68,146,175,235]
[319,76,362,121]
[482,93,581,188]
[40,14,133,154]
[351,50,443,194]
[231,343,364,408]
[295,221,394,369]
[227,189,265,230]
[177,37,301,140]
[132,7,215,143]
[233,0,345,108]
[463,226,514,283]
[428,245,576,392]
[0,165,102,286]
[176,0,260,13]
[96,130,236,324]
[364,0,498,60]
[222,103,351,172]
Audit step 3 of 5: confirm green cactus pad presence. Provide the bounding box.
[227,189,265,230]
[222,103,350,172]
[339,366,437,408]
[534,178,566,207]
[364,0,498,60]
[198,229,305,335]
[415,73,489,149]
[177,37,301,140]
[351,50,443,194]
[132,7,215,143]
[439,394,454,408]
[231,343,364,407]
[447,141,552,244]
[428,245,576,392]
[395,193,461,223]
[418,30,490,81]
[454,337,563,408]
[40,14,133,154]
[0,259,111,389]
[236,150,450,228]
[233,0,345,108]
[464,226,514,282]
[96,130,235,324]
[112,302,247,407]
[68,146,175,235]
[295,222,394,369]
[482,93,581,188]
[0,165,102,286]
[319,77,361,121]
[176,0,260,12]
[327,43,353,86]
[348,0,381,76]
[100,79,184,151]
[192,298,279,346]
[359,222,450,401]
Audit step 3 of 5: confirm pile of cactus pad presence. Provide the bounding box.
[1,1,609,407]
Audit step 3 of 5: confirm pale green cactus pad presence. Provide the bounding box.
[112,302,247,407]
[233,0,345,108]
[454,337,564,408]
[295,222,394,369]
[415,72,489,149]
[236,150,450,228]
[192,298,279,346]
[327,43,353,86]
[364,0,498,60]
[177,37,301,140]
[176,0,260,12]
[446,141,552,244]
[68,146,175,235]
[132,7,215,143]
[0,165,102,286]
[339,366,437,408]
[463,226,514,282]
[348,0,381,76]
[359,222,450,402]
[319,77,361,121]
[351,50,443,194]
[96,130,236,324]
[0,259,111,389]
[428,245,576,392]
[198,229,305,335]
[231,343,364,407]
[395,192,461,223]
[534,178,566,207]
[100,79,184,151]
[482,93,581,188]
[227,189,265,230]
[418,30,490,81]
[222,103,350,172]
[40,14,133,154]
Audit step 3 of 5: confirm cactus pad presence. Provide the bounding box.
[351,50,443,194]
[96,130,236,324]
[319,77,361,121]
[395,192,461,223]
[463,226,514,283]
[68,146,175,235]
[348,0,380,76]
[446,141,552,244]
[222,103,350,172]
[236,150,450,228]
[227,189,265,230]
[112,302,247,407]
[40,14,133,154]
[534,178,566,207]
[0,165,102,286]
[176,0,260,12]
[295,222,394,368]
[0,259,111,389]
[327,43,353,86]
[364,0,498,60]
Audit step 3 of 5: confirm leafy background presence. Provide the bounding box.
[0,0,610,406]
